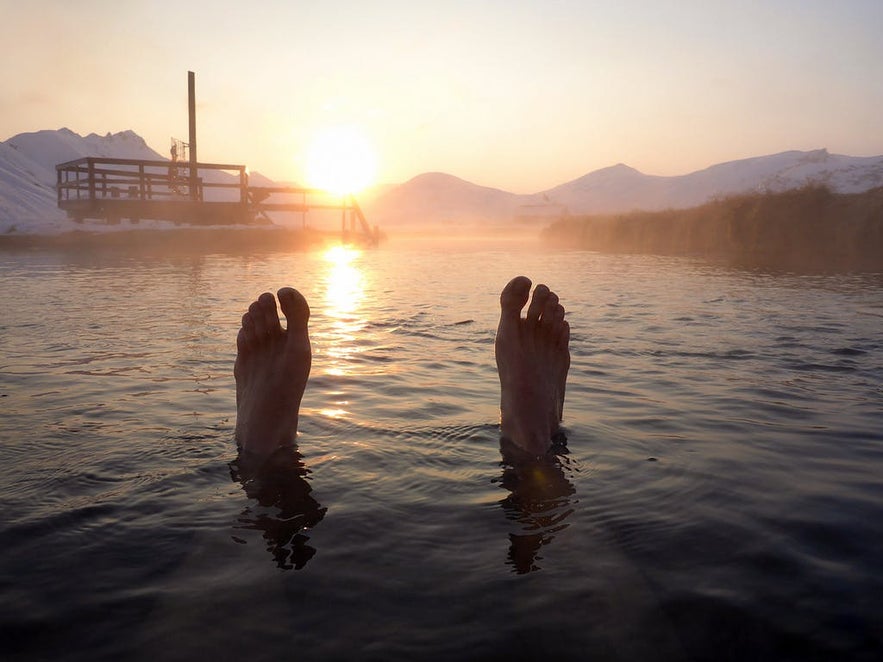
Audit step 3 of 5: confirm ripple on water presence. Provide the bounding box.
[2,250,883,660]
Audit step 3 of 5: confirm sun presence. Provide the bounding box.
[306,125,378,196]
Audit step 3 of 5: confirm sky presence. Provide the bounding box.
[2,0,882,193]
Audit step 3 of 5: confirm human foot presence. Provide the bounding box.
[495,276,570,455]
[234,287,312,461]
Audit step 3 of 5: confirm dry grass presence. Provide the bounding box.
[542,185,883,270]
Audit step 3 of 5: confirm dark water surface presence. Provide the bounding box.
[1,240,882,661]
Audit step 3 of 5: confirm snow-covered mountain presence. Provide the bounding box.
[0,128,165,232]
[7,127,163,177]
[2,127,882,234]
[366,149,883,226]
[0,128,278,233]
[541,149,883,215]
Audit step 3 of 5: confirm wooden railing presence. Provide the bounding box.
[56,157,248,205]
[54,157,378,243]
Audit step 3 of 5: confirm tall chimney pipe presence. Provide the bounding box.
[188,71,197,200]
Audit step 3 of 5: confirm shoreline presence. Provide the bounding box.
[0,221,545,254]
[0,226,375,254]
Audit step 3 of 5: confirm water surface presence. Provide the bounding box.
[1,240,882,660]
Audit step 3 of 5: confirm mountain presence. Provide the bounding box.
[541,149,883,215]
[0,141,57,227]
[367,149,883,226]
[7,127,164,176]
[362,172,530,226]
[539,163,663,215]
[0,128,166,232]
[2,128,883,234]
[0,128,274,233]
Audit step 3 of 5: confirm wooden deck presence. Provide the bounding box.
[56,156,378,244]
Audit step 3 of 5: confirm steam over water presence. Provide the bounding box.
[1,240,881,660]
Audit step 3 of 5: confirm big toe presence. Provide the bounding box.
[500,276,531,321]
[278,287,310,333]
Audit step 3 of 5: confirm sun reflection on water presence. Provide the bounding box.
[323,246,363,308]
[317,245,366,418]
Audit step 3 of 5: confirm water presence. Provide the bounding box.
[1,239,882,661]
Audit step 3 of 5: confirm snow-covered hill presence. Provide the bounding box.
[0,128,166,233]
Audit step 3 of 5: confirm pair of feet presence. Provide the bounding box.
[234,276,570,462]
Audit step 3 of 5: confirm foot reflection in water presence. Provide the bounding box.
[229,444,326,570]
[496,437,576,574]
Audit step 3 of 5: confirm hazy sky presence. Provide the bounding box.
[2,0,881,192]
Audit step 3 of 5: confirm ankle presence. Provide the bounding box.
[500,412,553,456]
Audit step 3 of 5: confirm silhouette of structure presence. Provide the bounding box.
[55,72,378,245]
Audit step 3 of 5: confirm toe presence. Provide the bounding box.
[242,312,257,345]
[500,276,531,321]
[278,287,310,333]
[249,301,267,337]
[236,326,248,355]
[557,319,570,348]
[549,301,565,336]
[526,284,550,324]
[541,292,559,326]
[258,292,281,336]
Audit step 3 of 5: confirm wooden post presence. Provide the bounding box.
[240,167,249,222]
[341,196,347,240]
[188,71,197,201]
[87,159,96,202]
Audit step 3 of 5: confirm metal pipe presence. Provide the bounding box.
[188,71,197,200]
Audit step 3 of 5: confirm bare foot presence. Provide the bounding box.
[234,288,311,464]
[495,276,570,456]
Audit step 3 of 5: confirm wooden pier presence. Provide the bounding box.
[55,156,378,244]
[54,72,378,245]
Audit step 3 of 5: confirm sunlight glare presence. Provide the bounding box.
[323,246,363,317]
[324,244,361,267]
[317,244,366,388]
[306,125,378,196]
